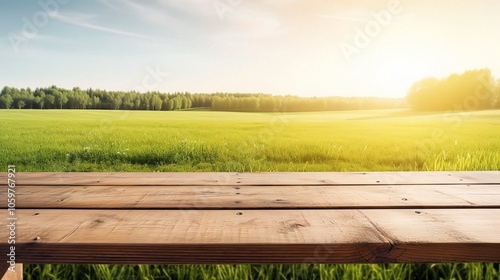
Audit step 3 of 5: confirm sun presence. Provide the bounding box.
[346,48,436,98]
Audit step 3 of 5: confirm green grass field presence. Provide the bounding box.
[1,109,500,279]
[1,109,500,172]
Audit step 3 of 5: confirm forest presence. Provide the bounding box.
[0,86,406,112]
[407,68,499,111]
[1,68,499,112]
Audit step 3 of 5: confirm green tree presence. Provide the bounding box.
[152,95,162,110]
[34,96,42,109]
[176,96,183,110]
[495,79,500,108]
[122,94,135,110]
[160,94,170,110]
[17,100,26,109]
[37,92,46,109]
[113,93,123,110]
[93,96,100,109]
[0,94,13,109]
[407,69,495,111]
[166,99,174,110]
[51,89,68,109]
[44,95,55,109]
[134,98,141,110]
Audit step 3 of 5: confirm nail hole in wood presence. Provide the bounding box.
[236,212,243,215]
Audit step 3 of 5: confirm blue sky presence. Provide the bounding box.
[1,0,499,97]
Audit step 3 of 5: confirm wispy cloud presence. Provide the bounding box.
[98,0,120,10]
[154,0,215,19]
[97,0,180,26]
[51,11,150,39]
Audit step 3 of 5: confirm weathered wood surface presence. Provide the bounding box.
[0,209,499,264]
[0,263,22,280]
[3,184,500,209]
[0,172,499,265]
[2,171,499,186]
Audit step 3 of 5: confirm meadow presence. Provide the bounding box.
[1,109,500,279]
[1,109,500,172]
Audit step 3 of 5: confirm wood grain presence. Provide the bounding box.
[0,209,499,264]
[2,184,499,209]
[1,172,499,264]
[2,172,499,186]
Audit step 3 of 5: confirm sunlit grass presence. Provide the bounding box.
[22,263,500,280]
[1,109,499,172]
[1,109,499,279]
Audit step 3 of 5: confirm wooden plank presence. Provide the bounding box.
[231,172,500,186]
[0,263,22,280]
[2,172,499,186]
[3,184,500,209]
[1,209,499,264]
[2,172,233,186]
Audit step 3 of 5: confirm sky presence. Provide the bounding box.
[1,0,499,98]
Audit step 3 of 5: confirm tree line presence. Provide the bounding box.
[406,68,500,111]
[0,86,406,112]
[211,94,406,112]
[0,86,201,111]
